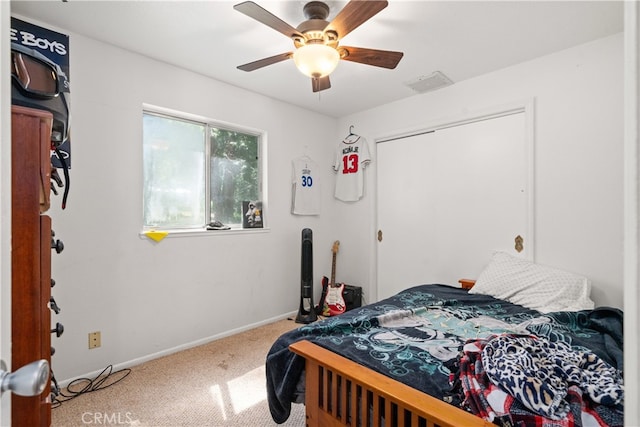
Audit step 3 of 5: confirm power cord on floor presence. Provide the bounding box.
[51,365,132,408]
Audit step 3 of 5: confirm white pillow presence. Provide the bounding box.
[469,251,594,313]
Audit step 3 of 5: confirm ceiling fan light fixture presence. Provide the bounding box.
[292,43,340,78]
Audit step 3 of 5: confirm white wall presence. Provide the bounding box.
[623,2,640,424]
[40,29,345,382]
[336,33,624,309]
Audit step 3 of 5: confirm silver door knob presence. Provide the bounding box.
[0,359,49,397]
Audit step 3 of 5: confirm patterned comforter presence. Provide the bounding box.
[265,284,624,425]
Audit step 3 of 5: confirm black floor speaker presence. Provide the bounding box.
[296,228,317,324]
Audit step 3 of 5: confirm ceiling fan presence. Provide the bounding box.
[234,0,404,92]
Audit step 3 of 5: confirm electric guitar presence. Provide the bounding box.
[321,241,346,316]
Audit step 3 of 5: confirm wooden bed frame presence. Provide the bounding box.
[289,340,492,427]
[289,278,489,427]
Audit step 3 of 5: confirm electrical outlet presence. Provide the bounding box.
[88,331,101,349]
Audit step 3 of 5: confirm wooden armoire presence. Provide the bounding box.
[11,105,54,426]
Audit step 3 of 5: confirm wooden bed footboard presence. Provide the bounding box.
[289,340,492,427]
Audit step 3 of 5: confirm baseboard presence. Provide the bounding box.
[54,311,298,388]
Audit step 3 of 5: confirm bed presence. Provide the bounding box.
[266,252,624,427]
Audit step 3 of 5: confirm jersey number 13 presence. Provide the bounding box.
[341,154,359,174]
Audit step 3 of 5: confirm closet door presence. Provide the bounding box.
[376,111,530,299]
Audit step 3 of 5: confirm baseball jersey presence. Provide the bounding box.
[291,155,321,215]
[333,134,371,202]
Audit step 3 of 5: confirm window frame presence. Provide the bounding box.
[141,104,267,235]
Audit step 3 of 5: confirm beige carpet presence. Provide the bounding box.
[52,318,306,426]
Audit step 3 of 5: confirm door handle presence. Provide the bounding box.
[0,359,49,397]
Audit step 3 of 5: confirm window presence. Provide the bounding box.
[143,110,263,230]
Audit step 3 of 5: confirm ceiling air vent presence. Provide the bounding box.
[405,71,453,93]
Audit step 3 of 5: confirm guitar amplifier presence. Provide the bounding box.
[343,285,362,312]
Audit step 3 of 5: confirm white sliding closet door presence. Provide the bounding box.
[376,111,530,299]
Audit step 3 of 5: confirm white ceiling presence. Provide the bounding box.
[10,0,623,118]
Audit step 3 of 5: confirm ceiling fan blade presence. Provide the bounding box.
[339,46,403,69]
[325,0,388,40]
[237,52,292,72]
[234,1,304,40]
[312,76,331,93]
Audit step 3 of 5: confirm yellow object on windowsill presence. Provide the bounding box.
[144,230,169,242]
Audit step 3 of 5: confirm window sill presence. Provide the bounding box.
[138,227,270,239]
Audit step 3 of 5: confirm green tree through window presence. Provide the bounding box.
[210,128,259,225]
